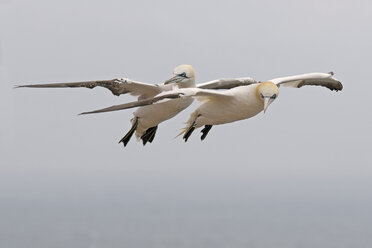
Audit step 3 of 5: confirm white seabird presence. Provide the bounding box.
[16,65,257,146]
[80,72,342,142]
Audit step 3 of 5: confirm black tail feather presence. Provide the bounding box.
[141,126,158,145]
[148,126,158,143]
[183,115,200,142]
[118,117,138,147]
[200,125,213,141]
[183,126,195,142]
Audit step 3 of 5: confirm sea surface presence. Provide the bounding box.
[1,195,371,248]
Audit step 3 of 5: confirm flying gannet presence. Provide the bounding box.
[80,72,343,142]
[16,65,257,146]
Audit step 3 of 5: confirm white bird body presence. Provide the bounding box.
[125,64,196,143]
[178,72,341,140]
[132,96,194,139]
[184,84,264,128]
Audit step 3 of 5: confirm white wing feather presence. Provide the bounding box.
[197,77,257,89]
[270,72,343,91]
[79,88,231,115]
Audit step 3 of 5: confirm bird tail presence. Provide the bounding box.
[118,117,138,147]
[141,126,158,145]
[175,127,188,138]
[175,111,200,141]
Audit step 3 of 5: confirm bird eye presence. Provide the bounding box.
[270,94,277,99]
[179,72,187,78]
[260,93,264,99]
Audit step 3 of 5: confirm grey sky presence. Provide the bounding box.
[1,0,371,247]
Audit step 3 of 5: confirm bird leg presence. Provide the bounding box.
[200,125,213,141]
[118,117,139,147]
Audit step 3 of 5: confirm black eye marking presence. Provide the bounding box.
[260,93,264,99]
[270,94,277,99]
[178,72,187,78]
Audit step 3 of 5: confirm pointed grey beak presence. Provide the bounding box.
[263,97,274,114]
[164,75,183,85]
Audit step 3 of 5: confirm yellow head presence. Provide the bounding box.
[256,81,279,113]
[173,64,195,79]
[164,64,196,87]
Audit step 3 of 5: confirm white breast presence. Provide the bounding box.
[133,97,194,138]
[193,85,264,127]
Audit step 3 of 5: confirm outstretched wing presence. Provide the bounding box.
[80,92,187,115]
[197,77,258,89]
[270,72,343,91]
[80,88,230,115]
[15,78,161,99]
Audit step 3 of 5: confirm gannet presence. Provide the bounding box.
[16,65,257,146]
[80,72,342,142]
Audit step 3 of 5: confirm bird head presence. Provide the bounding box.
[257,81,279,113]
[164,64,196,87]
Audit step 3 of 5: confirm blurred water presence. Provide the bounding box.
[1,167,371,248]
[2,202,371,248]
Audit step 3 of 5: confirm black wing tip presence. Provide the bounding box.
[331,81,343,91]
[329,71,343,91]
[12,84,51,88]
[297,80,343,92]
[79,111,102,115]
[78,111,93,115]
